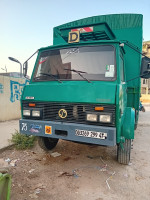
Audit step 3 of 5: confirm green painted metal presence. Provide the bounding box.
[59,22,116,42]
[53,14,142,48]
[122,107,135,139]
[115,83,128,143]
[0,173,11,200]
[53,13,143,112]
[22,81,117,104]
[21,14,143,145]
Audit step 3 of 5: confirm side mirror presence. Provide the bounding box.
[140,57,150,79]
[23,62,28,77]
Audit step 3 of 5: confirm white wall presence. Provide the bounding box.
[0,75,29,121]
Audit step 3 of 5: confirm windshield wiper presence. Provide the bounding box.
[34,73,62,83]
[64,69,91,83]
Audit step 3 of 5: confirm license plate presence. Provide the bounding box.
[75,129,107,140]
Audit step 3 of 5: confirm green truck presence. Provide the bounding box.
[20,14,150,164]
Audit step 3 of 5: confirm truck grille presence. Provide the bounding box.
[22,101,116,127]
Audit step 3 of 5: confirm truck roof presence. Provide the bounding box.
[53,13,143,50]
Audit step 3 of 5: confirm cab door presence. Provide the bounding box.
[119,52,127,122]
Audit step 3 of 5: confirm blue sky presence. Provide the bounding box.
[0,0,150,75]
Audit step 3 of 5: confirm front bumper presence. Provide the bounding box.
[19,119,116,146]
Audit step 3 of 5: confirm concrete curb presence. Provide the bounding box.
[0,144,14,153]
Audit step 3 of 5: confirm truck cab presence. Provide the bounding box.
[20,14,146,164]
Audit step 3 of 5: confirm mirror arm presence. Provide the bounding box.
[126,72,150,82]
[23,49,39,78]
[23,49,39,65]
[120,40,149,59]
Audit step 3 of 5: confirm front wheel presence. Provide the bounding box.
[38,137,59,151]
[117,139,131,165]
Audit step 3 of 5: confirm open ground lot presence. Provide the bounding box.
[1,107,150,200]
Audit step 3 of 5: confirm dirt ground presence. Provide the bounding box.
[1,108,150,200]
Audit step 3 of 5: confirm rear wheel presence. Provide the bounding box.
[38,137,59,151]
[134,123,138,130]
[117,139,131,165]
[142,107,145,112]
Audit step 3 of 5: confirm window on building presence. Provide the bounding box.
[141,87,146,94]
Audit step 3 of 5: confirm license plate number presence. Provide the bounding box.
[75,129,107,140]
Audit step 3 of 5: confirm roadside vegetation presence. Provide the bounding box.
[11,130,36,150]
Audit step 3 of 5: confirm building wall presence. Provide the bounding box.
[141,41,150,102]
[0,75,29,121]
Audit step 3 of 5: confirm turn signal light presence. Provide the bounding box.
[29,103,36,107]
[95,107,104,111]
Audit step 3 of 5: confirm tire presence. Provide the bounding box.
[134,123,138,130]
[142,107,145,112]
[38,137,59,151]
[117,139,131,165]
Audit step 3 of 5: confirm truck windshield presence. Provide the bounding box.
[33,45,116,81]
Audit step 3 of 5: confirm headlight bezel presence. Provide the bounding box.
[23,108,42,119]
[23,109,31,116]
[32,110,41,117]
[86,113,98,122]
[86,112,112,123]
[99,113,112,123]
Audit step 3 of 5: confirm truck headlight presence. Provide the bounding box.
[87,114,97,122]
[99,115,111,123]
[32,110,40,117]
[23,110,31,116]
